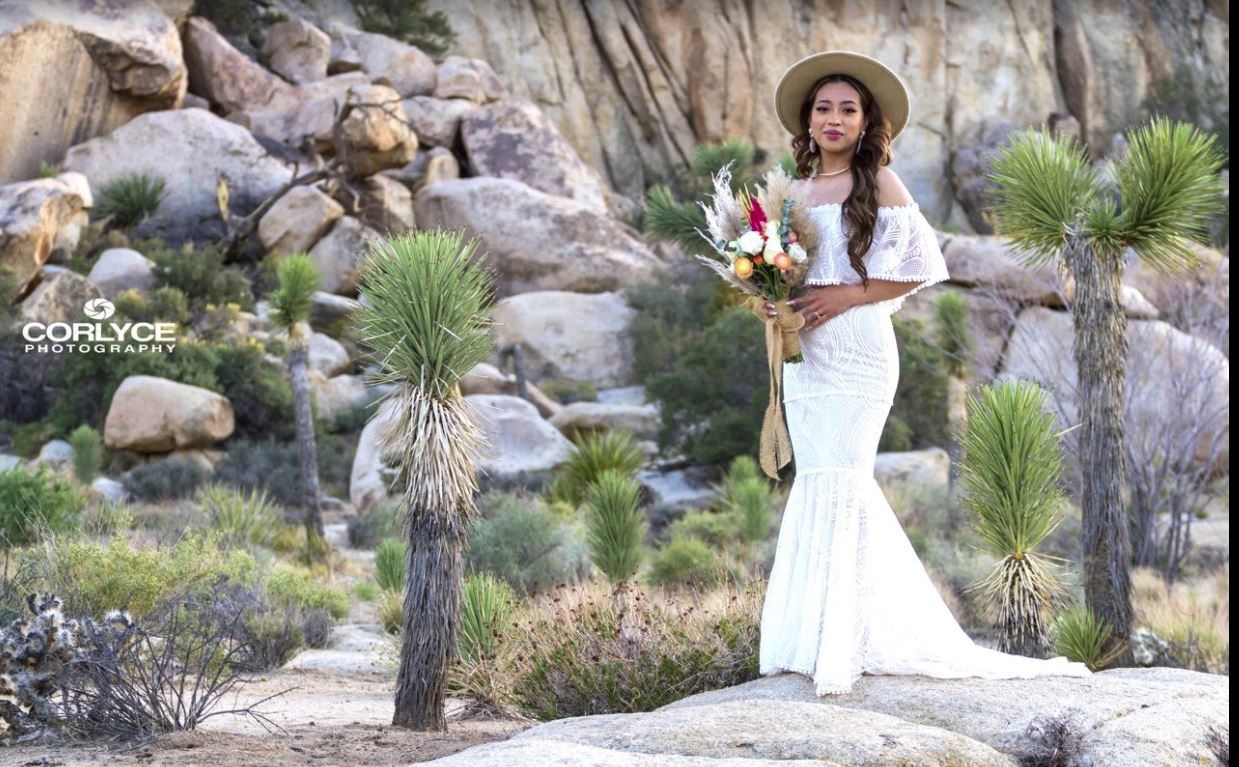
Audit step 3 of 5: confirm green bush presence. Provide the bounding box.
[265,566,348,621]
[354,0,456,58]
[664,510,733,548]
[583,470,645,584]
[550,430,645,507]
[0,466,86,547]
[467,491,591,595]
[194,482,280,549]
[724,476,773,544]
[346,501,402,549]
[122,457,210,502]
[538,378,598,405]
[142,239,254,312]
[647,536,723,588]
[459,572,515,662]
[374,537,406,593]
[67,424,103,485]
[213,431,354,503]
[114,286,191,326]
[1052,604,1116,671]
[379,590,403,635]
[881,317,950,452]
[93,173,166,227]
[933,292,973,378]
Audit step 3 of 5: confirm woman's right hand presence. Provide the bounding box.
[763,300,776,318]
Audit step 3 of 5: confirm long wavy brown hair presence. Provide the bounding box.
[791,74,894,288]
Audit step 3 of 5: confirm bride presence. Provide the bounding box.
[757,50,1093,695]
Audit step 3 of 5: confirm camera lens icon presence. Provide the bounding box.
[84,298,116,320]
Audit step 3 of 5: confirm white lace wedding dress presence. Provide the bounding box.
[758,202,1093,695]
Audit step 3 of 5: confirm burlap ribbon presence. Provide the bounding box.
[747,296,804,480]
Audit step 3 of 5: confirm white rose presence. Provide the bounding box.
[763,234,782,261]
[737,230,764,255]
[788,242,808,263]
[763,220,780,240]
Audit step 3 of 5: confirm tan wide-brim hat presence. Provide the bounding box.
[774,50,911,140]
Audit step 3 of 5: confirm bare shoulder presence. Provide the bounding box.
[875,166,915,207]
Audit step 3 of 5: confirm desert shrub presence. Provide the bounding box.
[882,317,950,451]
[508,579,762,719]
[1051,604,1118,671]
[264,565,348,621]
[122,456,210,502]
[934,291,973,378]
[647,536,725,588]
[355,582,380,602]
[583,470,646,584]
[242,608,304,670]
[467,491,592,595]
[458,572,515,663]
[213,431,354,504]
[93,173,166,227]
[347,501,402,549]
[724,476,773,544]
[211,342,294,440]
[1131,565,1229,673]
[302,608,333,649]
[0,465,86,547]
[550,430,645,507]
[374,538,406,593]
[143,239,254,312]
[1020,713,1087,767]
[194,482,280,549]
[354,0,456,58]
[379,590,403,635]
[81,501,135,539]
[67,424,103,485]
[664,509,733,548]
[537,377,598,405]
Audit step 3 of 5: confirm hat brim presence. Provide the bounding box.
[774,51,910,140]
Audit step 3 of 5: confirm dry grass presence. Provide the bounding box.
[1132,564,1229,673]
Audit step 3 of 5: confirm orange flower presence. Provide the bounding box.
[773,252,793,271]
[733,256,753,278]
[752,255,764,266]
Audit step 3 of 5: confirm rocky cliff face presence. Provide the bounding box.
[423,0,1227,228]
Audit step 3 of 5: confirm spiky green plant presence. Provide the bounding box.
[93,173,167,227]
[1052,603,1118,671]
[268,253,327,559]
[725,476,773,544]
[985,118,1226,665]
[550,429,645,507]
[375,537,407,593]
[583,469,646,584]
[933,292,973,378]
[643,139,761,256]
[354,228,495,730]
[458,572,514,663]
[194,483,279,549]
[958,380,1070,657]
[67,425,102,485]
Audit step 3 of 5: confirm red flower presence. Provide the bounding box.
[748,197,767,233]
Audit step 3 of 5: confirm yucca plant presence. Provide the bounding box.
[268,253,327,560]
[67,424,102,485]
[725,476,773,544]
[643,139,762,257]
[958,380,1071,657]
[1052,603,1119,671]
[194,482,279,549]
[550,429,644,507]
[933,292,973,378]
[355,229,495,730]
[986,118,1226,665]
[458,572,515,663]
[93,173,167,227]
[375,537,406,593]
[583,469,646,584]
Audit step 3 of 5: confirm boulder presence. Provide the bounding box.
[637,467,716,512]
[491,290,636,388]
[258,185,344,256]
[262,17,331,85]
[0,178,88,287]
[549,402,660,440]
[349,396,399,513]
[183,16,298,114]
[949,119,1017,235]
[236,71,370,150]
[413,177,661,297]
[401,95,477,147]
[898,284,1016,381]
[433,55,507,103]
[19,270,103,325]
[337,84,419,176]
[0,0,186,184]
[940,234,1063,306]
[309,371,370,423]
[461,98,609,213]
[383,145,460,191]
[874,448,951,498]
[309,290,360,330]
[86,247,155,299]
[307,331,351,376]
[350,174,414,234]
[62,109,292,242]
[32,439,73,471]
[307,216,382,296]
[90,476,127,504]
[467,394,573,490]
[103,375,235,452]
[459,362,562,419]
[343,29,436,97]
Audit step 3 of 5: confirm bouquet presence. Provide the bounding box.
[695,164,821,479]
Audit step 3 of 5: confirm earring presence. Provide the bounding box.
[809,137,817,152]
[854,129,866,156]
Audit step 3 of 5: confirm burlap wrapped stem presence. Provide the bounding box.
[746,296,804,479]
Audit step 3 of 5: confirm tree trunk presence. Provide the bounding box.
[289,325,326,557]
[1065,238,1134,666]
[393,510,466,730]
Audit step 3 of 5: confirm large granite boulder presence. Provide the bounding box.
[341,28,436,97]
[939,233,1063,306]
[0,0,186,184]
[433,55,508,103]
[86,247,155,299]
[461,98,609,213]
[183,16,298,114]
[103,375,235,452]
[349,396,399,513]
[549,401,660,440]
[18,270,103,325]
[0,177,88,287]
[414,177,662,297]
[467,394,573,490]
[491,290,636,388]
[307,216,382,296]
[62,109,292,242]
[262,16,331,85]
[874,448,951,498]
[400,95,477,148]
[258,185,344,256]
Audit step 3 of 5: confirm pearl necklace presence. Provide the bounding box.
[814,165,851,178]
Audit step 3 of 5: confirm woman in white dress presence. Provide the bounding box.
[757,51,1093,696]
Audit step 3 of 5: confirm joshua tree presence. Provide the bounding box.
[986,117,1226,664]
[355,229,495,731]
[959,380,1070,657]
[268,253,327,560]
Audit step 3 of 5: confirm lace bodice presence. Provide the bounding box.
[802,203,950,313]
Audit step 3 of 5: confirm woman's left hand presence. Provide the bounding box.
[787,285,860,331]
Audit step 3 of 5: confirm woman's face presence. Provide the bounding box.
[809,81,866,154]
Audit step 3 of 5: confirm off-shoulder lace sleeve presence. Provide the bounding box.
[863,204,950,312]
